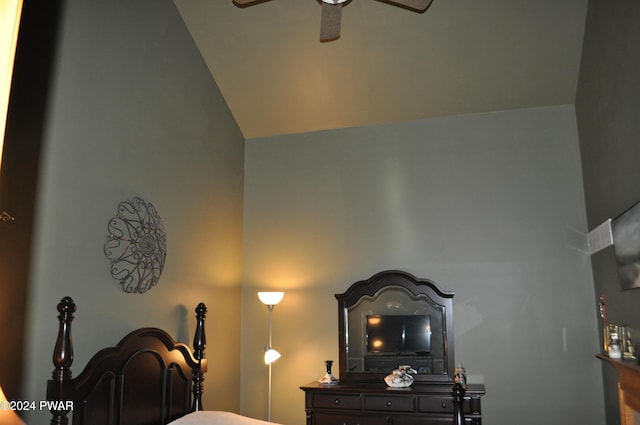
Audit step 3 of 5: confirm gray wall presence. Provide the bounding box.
[20,0,245,422]
[242,105,605,425]
[575,0,640,423]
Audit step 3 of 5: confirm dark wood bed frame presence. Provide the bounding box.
[47,297,208,425]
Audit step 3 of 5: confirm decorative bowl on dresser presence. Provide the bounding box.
[300,270,485,424]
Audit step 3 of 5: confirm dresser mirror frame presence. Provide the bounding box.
[336,270,455,383]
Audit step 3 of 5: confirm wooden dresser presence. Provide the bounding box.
[300,381,485,425]
[310,271,486,424]
[598,354,640,425]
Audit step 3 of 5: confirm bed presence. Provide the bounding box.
[168,411,274,425]
[47,296,209,425]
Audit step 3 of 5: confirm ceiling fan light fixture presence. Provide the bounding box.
[320,1,343,42]
[234,0,434,42]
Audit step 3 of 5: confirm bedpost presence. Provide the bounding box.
[451,383,465,425]
[191,302,207,411]
[47,296,76,425]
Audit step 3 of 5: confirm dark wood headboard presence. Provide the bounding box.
[47,297,208,425]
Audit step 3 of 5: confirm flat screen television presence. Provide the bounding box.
[366,314,431,354]
[612,201,640,290]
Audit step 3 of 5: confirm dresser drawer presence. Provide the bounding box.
[392,415,456,425]
[314,412,389,425]
[417,396,453,413]
[418,396,480,414]
[313,393,362,410]
[364,395,414,412]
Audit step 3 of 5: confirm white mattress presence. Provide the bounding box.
[168,411,280,425]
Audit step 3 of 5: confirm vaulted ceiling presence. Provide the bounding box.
[174,0,589,139]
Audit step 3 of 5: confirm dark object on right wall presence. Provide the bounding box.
[611,200,640,290]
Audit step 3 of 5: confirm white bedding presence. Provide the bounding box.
[168,411,281,425]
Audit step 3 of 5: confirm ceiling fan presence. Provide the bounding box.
[232,0,434,42]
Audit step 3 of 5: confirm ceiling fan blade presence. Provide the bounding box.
[378,0,434,13]
[320,2,342,42]
[232,0,272,7]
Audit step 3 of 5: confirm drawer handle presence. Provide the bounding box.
[386,401,392,407]
[441,402,447,408]
[334,399,340,405]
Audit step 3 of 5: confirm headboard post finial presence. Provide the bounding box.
[192,302,207,411]
[193,302,207,360]
[48,296,76,425]
[52,296,76,380]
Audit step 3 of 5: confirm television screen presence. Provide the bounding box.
[366,314,431,354]
[612,201,640,290]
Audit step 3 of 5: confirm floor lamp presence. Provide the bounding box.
[258,291,284,422]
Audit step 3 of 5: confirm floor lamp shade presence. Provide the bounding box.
[264,347,281,364]
[258,291,284,306]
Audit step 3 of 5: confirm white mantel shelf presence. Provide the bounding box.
[597,353,640,425]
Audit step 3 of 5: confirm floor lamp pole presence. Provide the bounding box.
[267,362,273,421]
[267,305,274,422]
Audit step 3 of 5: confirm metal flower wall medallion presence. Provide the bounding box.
[104,197,167,294]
